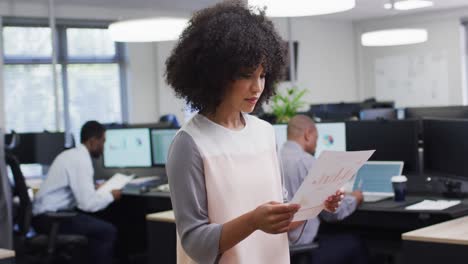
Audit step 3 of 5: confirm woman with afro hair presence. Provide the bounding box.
[165,1,342,263]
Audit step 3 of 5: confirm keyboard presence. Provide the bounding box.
[125,176,167,193]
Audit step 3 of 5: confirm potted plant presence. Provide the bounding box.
[270,87,307,124]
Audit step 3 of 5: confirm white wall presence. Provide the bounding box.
[126,43,160,123]
[273,17,359,106]
[355,8,468,107]
[127,40,187,125]
[154,41,187,124]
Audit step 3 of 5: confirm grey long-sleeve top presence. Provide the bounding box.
[280,140,358,246]
[166,131,223,263]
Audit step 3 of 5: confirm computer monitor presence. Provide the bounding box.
[36,133,67,165]
[360,100,395,110]
[151,128,178,166]
[273,124,288,151]
[315,122,346,158]
[423,119,468,178]
[5,132,66,165]
[308,103,361,121]
[359,108,397,121]
[5,133,37,164]
[325,103,361,120]
[351,161,404,193]
[405,106,468,120]
[346,120,420,173]
[103,128,152,168]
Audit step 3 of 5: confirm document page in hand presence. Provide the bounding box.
[97,173,135,195]
[291,150,375,221]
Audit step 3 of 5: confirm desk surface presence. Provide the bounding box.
[402,215,468,245]
[146,210,175,223]
[122,189,171,198]
[0,249,14,259]
[359,195,468,217]
[322,195,468,232]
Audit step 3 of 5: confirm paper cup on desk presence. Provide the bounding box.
[391,175,407,202]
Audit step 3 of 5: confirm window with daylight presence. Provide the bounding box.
[2,21,126,142]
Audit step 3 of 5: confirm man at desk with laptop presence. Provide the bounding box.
[280,115,367,264]
[32,121,121,264]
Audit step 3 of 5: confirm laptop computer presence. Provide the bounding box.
[345,161,404,202]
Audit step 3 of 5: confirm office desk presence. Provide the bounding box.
[320,195,468,264]
[146,210,174,222]
[146,210,176,264]
[107,190,172,263]
[122,189,171,199]
[401,216,468,264]
[338,195,468,231]
[0,249,15,264]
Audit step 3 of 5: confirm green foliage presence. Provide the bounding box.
[270,87,307,124]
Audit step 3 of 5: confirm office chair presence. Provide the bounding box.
[159,114,180,128]
[6,154,87,264]
[5,130,19,150]
[290,242,319,264]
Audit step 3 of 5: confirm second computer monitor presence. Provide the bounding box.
[5,132,66,165]
[423,119,468,178]
[359,108,397,121]
[272,122,346,157]
[405,106,468,119]
[103,128,152,168]
[346,120,419,173]
[151,128,178,166]
[315,122,346,157]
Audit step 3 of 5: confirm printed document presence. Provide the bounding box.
[405,200,461,211]
[291,150,375,221]
[97,173,135,195]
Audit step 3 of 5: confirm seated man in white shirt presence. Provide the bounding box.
[280,115,368,264]
[32,121,121,264]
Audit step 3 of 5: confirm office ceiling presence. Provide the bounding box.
[54,0,221,13]
[4,0,468,20]
[331,0,468,21]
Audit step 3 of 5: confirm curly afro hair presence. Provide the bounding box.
[165,0,287,114]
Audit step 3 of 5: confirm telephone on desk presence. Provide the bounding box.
[153,183,170,193]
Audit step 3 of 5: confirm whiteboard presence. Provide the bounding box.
[374,51,449,107]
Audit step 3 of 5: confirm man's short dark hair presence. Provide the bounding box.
[165,0,287,114]
[80,121,106,143]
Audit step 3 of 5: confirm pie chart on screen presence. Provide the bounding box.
[323,134,334,146]
[315,123,346,157]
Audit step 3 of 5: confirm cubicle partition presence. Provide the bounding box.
[4,132,66,165]
[405,105,468,120]
[422,119,468,197]
[346,120,420,174]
